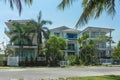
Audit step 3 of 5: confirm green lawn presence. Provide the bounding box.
[65,75,120,80]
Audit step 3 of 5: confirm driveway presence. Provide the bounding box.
[0,67,120,80]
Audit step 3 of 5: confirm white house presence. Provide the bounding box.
[5,20,115,64]
[50,26,80,56]
[80,27,114,64]
[5,20,38,60]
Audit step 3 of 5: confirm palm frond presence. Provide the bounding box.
[38,11,42,24]
[75,0,116,28]
[41,20,52,26]
[75,0,95,28]
[9,0,22,15]
[10,35,19,43]
[82,0,89,6]
[9,21,33,46]
[58,0,77,10]
[5,0,33,15]
[9,0,14,9]
[27,20,38,29]
[42,27,50,39]
[22,35,32,45]
[105,0,116,17]
[24,0,33,5]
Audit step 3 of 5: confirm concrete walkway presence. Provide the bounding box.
[0,67,120,80]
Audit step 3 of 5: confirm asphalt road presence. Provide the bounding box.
[0,67,120,80]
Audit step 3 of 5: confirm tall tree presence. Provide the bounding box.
[117,41,120,47]
[3,0,33,15]
[80,43,96,65]
[78,33,89,46]
[112,41,120,59]
[58,0,117,28]
[78,34,97,65]
[45,36,66,66]
[8,22,32,57]
[112,47,120,59]
[4,46,14,57]
[27,11,52,56]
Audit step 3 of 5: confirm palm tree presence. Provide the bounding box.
[9,22,32,57]
[78,33,89,46]
[4,46,14,57]
[58,0,116,28]
[3,0,33,15]
[27,11,52,56]
[78,33,89,62]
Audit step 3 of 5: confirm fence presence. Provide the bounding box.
[7,57,19,66]
[112,59,120,64]
[0,58,4,66]
[1,56,47,66]
[60,60,69,67]
[100,58,113,65]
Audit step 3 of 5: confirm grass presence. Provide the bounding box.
[65,75,120,80]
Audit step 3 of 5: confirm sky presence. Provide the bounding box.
[0,0,120,46]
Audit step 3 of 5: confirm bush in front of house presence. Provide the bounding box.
[65,55,80,65]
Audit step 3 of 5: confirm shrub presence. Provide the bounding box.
[65,55,80,65]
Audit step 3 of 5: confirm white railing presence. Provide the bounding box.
[7,57,19,66]
[19,57,46,61]
[60,60,69,67]
[5,56,46,66]
[100,58,113,65]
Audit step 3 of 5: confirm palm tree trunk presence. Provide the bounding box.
[37,35,40,56]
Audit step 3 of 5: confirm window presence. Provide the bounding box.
[54,32,60,37]
[91,32,99,38]
[68,44,75,50]
[99,43,106,48]
[67,33,77,39]
[15,49,35,58]
[100,32,105,36]
[68,52,75,55]
[13,39,32,46]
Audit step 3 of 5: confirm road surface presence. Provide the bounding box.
[0,67,120,80]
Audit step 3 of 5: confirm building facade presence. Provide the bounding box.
[5,20,115,64]
[80,27,114,63]
[5,20,38,60]
[50,26,80,56]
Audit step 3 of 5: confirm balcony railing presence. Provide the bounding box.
[66,49,77,52]
[8,44,37,48]
[4,28,13,33]
[67,38,77,40]
[67,47,75,50]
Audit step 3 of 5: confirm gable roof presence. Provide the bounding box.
[63,28,80,33]
[5,20,32,29]
[50,26,70,31]
[82,26,115,33]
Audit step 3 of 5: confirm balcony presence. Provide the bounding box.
[4,28,9,34]
[4,28,14,33]
[66,33,77,40]
[98,47,107,50]
[87,38,108,42]
[8,44,37,48]
[67,44,77,52]
[66,49,77,52]
[67,38,77,40]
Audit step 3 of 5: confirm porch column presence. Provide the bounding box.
[109,30,112,57]
[89,31,91,38]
